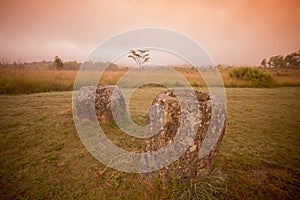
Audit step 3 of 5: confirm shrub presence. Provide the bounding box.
[229,67,276,87]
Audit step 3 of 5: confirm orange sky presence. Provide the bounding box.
[0,0,299,65]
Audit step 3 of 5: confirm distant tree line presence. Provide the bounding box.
[261,50,300,68]
[0,56,126,71]
[0,57,80,70]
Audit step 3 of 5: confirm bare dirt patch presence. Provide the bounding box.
[245,167,300,199]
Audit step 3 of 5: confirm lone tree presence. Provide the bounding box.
[260,58,267,68]
[128,49,150,67]
[54,56,64,70]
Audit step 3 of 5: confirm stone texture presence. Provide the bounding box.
[74,85,126,122]
[142,89,226,181]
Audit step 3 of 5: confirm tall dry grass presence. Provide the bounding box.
[0,69,76,94]
[0,69,129,94]
[1,67,299,94]
[262,68,300,86]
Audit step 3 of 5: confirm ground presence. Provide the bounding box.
[0,87,299,199]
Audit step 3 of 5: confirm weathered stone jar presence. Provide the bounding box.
[143,89,226,181]
[74,85,126,122]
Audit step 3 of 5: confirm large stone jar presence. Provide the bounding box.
[143,89,226,181]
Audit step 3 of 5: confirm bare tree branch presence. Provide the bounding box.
[128,49,150,67]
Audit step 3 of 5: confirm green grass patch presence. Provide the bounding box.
[0,86,299,198]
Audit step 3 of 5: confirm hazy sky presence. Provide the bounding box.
[0,0,299,65]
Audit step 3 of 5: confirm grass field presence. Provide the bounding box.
[1,68,300,94]
[0,87,299,199]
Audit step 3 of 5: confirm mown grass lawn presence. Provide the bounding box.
[0,87,299,199]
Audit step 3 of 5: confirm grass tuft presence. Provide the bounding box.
[169,169,226,200]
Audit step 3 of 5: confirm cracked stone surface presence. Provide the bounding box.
[142,89,226,181]
[74,85,126,122]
